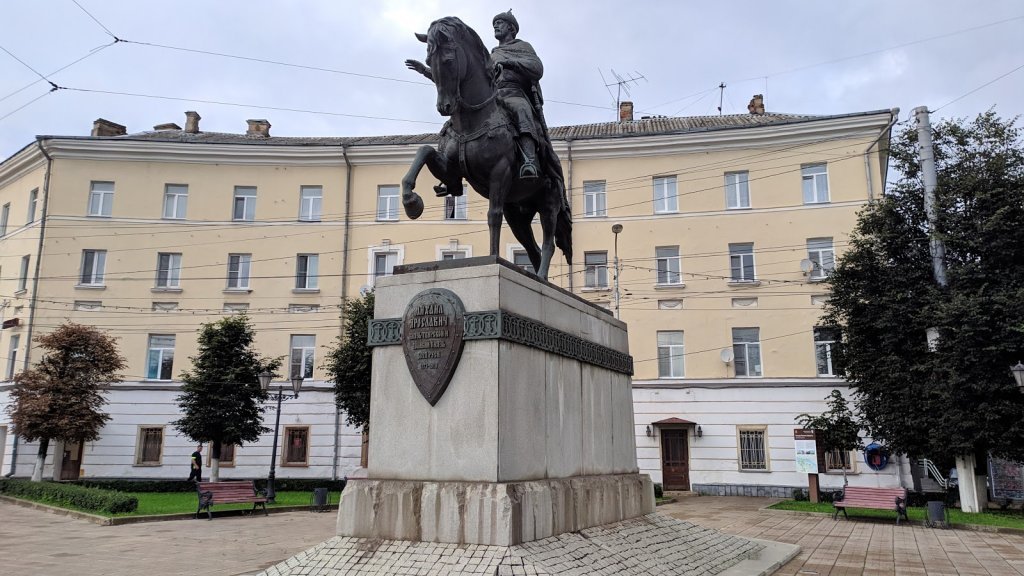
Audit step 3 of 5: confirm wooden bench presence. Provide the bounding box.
[195,480,268,520]
[832,486,908,525]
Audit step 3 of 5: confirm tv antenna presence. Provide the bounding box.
[717,82,726,115]
[599,68,647,119]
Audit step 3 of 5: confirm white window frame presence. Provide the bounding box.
[367,244,404,286]
[657,331,685,378]
[134,426,165,466]
[825,448,856,472]
[584,251,608,289]
[814,327,839,377]
[232,186,257,221]
[802,164,830,204]
[17,255,29,292]
[377,185,400,221]
[295,254,319,290]
[737,426,769,471]
[732,327,762,377]
[223,303,249,313]
[583,180,607,217]
[162,184,188,219]
[88,182,114,217]
[655,246,682,285]
[807,238,835,280]
[436,241,473,261]
[27,188,38,223]
[79,250,107,286]
[652,176,678,214]
[227,253,252,289]
[506,244,533,271]
[74,301,103,311]
[146,334,176,381]
[299,186,322,222]
[6,334,20,380]
[156,253,182,288]
[729,243,756,283]
[282,425,310,467]
[443,194,467,220]
[290,335,315,380]
[725,171,750,209]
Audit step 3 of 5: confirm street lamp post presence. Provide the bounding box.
[259,371,302,503]
[611,223,623,319]
[1010,362,1024,389]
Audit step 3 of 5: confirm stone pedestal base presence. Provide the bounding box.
[336,473,654,546]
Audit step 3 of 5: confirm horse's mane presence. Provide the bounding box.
[428,17,494,85]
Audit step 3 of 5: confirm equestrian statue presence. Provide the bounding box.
[403,11,572,280]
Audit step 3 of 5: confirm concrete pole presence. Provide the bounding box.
[612,223,623,320]
[915,106,985,513]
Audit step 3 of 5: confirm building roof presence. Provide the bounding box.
[35,110,893,148]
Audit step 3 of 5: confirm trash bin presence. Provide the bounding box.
[927,500,947,528]
[310,487,330,513]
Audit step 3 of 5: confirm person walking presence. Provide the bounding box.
[188,444,202,482]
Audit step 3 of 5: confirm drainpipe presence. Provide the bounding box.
[333,145,354,481]
[862,108,900,201]
[565,139,574,292]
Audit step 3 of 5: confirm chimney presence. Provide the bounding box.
[747,94,765,115]
[618,101,634,123]
[91,118,127,137]
[185,111,201,134]
[246,119,271,138]
[153,122,181,131]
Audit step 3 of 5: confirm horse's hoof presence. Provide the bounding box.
[403,194,424,219]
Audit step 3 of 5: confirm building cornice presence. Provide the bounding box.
[632,377,849,389]
[0,143,46,189]
[36,139,350,167]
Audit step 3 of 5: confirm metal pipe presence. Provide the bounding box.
[862,108,900,201]
[334,145,353,481]
[24,139,53,371]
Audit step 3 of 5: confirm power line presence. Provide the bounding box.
[70,0,120,40]
[933,62,1024,112]
[0,40,117,105]
[0,90,55,123]
[0,45,59,90]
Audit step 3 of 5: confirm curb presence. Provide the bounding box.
[0,495,338,526]
[760,504,1024,535]
[655,497,677,506]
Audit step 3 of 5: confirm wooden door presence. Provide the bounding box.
[661,429,690,490]
[60,441,83,480]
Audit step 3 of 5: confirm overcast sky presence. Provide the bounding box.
[2,0,1021,160]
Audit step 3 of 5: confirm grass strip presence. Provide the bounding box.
[769,500,1024,529]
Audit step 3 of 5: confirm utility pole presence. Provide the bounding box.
[915,106,984,513]
[612,223,623,319]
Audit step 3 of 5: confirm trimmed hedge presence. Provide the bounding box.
[70,477,348,494]
[654,483,664,499]
[0,478,138,514]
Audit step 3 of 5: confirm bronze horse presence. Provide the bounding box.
[401,17,572,280]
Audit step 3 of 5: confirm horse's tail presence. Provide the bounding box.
[555,181,573,264]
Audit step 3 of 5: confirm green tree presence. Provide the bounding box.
[823,111,1024,474]
[797,390,863,486]
[6,323,126,481]
[326,292,374,435]
[172,315,281,481]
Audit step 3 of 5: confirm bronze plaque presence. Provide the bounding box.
[401,288,466,406]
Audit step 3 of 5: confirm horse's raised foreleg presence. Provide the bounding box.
[401,145,437,219]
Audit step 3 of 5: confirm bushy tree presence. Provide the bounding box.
[797,390,863,486]
[7,323,126,481]
[823,111,1024,466]
[326,292,374,433]
[172,315,281,481]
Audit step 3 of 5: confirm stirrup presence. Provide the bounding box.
[519,161,539,179]
[433,184,450,197]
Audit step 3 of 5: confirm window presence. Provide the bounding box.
[151,302,178,312]
[801,164,829,204]
[227,254,251,289]
[290,335,315,380]
[441,250,467,261]
[655,246,682,285]
[295,254,319,289]
[725,171,750,209]
[207,444,236,467]
[282,426,309,466]
[163,184,188,219]
[807,238,835,280]
[288,304,320,313]
[814,327,841,377]
[653,176,678,214]
[733,327,762,377]
[738,427,768,470]
[79,250,107,286]
[223,303,249,313]
[584,251,608,289]
[512,249,532,271]
[88,182,114,217]
[135,426,164,466]
[146,335,175,380]
[27,188,38,223]
[74,301,103,311]
[156,253,182,288]
[0,203,9,236]
[232,186,257,221]
[584,181,607,217]
[825,449,855,472]
[17,255,29,292]
[6,335,19,380]
[299,186,322,222]
[444,194,467,220]
[373,251,397,280]
[377,185,400,221]
[657,331,684,378]
[729,243,756,282]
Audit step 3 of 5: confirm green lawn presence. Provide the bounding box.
[770,500,1024,530]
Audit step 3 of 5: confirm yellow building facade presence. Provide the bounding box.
[0,104,903,493]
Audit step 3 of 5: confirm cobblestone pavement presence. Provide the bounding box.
[5,495,1024,575]
[661,495,1024,576]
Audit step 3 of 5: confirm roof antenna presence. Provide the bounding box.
[601,69,647,120]
[717,82,726,115]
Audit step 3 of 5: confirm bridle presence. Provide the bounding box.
[434,34,496,112]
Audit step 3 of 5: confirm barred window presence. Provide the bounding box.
[283,426,309,466]
[825,449,854,472]
[738,427,768,470]
[136,427,164,465]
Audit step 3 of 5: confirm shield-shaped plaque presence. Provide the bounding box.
[401,288,466,406]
